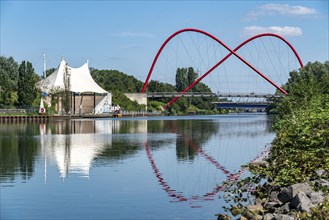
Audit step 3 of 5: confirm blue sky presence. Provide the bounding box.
[1,0,328,83]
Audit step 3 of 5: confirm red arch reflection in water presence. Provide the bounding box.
[144,138,270,207]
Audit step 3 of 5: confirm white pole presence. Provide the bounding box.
[43,53,46,79]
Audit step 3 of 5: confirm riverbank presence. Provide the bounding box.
[217,61,329,220]
[218,110,329,219]
[219,107,329,219]
[221,163,329,220]
[0,112,163,123]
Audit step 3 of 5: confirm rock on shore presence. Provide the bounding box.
[218,179,329,220]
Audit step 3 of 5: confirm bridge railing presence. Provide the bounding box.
[147,92,216,97]
[147,92,284,98]
[214,92,284,98]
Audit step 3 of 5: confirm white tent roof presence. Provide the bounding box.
[38,59,108,94]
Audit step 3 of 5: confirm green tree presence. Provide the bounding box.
[112,90,144,111]
[175,67,217,111]
[251,61,329,188]
[147,80,176,104]
[18,61,37,106]
[91,68,146,111]
[46,68,56,77]
[175,68,188,92]
[187,67,197,91]
[192,82,217,110]
[0,56,19,107]
[147,80,176,93]
[91,68,143,93]
[268,61,329,117]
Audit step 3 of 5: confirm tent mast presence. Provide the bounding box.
[43,53,47,79]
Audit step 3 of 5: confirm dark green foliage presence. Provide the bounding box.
[17,61,39,107]
[147,100,165,111]
[147,80,176,93]
[46,68,56,78]
[0,56,19,107]
[112,90,145,111]
[1,56,220,114]
[259,99,329,186]
[268,61,329,117]
[221,61,329,218]
[147,80,176,104]
[175,67,198,92]
[257,61,329,185]
[174,67,218,113]
[173,98,189,113]
[91,66,218,114]
[91,68,143,93]
[0,57,40,108]
[91,68,146,110]
[187,67,197,90]
[175,68,189,92]
[192,82,218,109]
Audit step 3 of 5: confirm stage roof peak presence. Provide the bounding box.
[37,59,108,94]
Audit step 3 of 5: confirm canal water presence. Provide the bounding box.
[0,114,275,219]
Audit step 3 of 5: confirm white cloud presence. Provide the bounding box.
[246,3,318,21]
[262,4,317,15]
[109,32,155,39]
[241,26,303,37]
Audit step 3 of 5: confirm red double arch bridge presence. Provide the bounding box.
[139,28,304,108]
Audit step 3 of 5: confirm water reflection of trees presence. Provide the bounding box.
[0,120,149,181]
[0,123,40,182]
[0,115,273,182]
[215,118,274,138]
[147,116,273,161]
[96,120,148,164]
[147,119,219,161]
[96,136,142,164]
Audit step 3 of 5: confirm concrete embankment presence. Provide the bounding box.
[0,113,161,123]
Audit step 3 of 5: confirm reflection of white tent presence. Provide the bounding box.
[53,134,109,178]
[38,58,107,94]
[52,120,114,178]
[39,120,113,180]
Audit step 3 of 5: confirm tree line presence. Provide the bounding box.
[225,61,329,218]
[0,56,40,108]
[264,61,329,185]
[90,67,221,114]
[0,55,220,114]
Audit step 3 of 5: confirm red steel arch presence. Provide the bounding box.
[141,28,304,106]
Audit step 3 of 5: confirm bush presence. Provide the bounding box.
[266,98,329,186]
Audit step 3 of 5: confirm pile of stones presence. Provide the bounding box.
[248,180,328,220]
[217,169,329,220]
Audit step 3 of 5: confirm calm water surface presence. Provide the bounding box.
[0,114,274,219]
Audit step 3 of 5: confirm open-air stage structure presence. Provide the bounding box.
[37,59,112,115]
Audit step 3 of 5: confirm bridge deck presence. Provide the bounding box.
[214,102,269,109]
[147,92,284,98]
